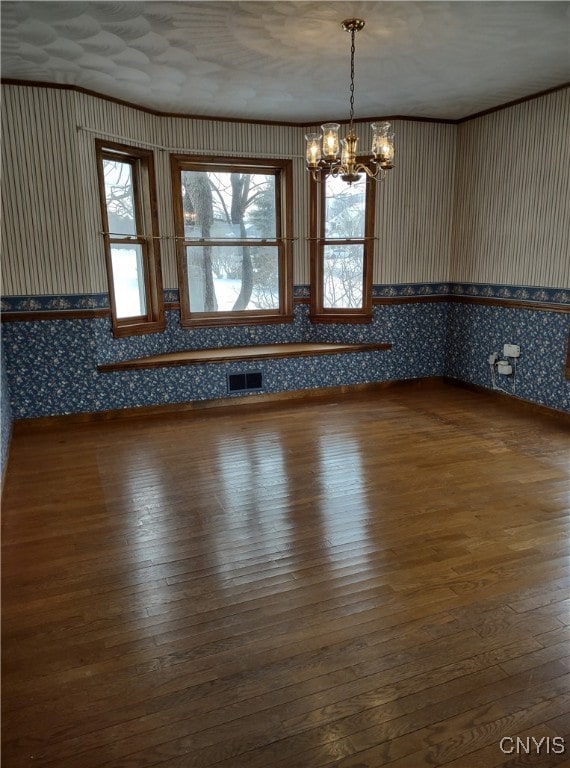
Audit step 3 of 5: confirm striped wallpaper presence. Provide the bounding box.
[1,83,568,297]
[1,87,88,295]
[377,119,456,284]
[451,87,570,288]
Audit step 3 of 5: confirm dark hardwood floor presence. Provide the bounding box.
[2,382,569,767]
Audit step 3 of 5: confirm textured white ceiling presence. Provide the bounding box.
[1,1,569,122]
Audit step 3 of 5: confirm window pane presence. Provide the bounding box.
[103,159,137,236]
[181,171,276,239]
[110,243,146,317]
[323,244,364,309]
[187,245,279,312]
[325,174,366,239]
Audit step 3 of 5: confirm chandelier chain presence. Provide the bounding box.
[349,28,356,126]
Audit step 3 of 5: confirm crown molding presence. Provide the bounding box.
[3,78,567,128]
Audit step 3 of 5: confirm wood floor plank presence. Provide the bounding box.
[2,382,569,767]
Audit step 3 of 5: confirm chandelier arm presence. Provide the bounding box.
[358,164,375,179]
[354,163,387,181]
[310,166,387,184]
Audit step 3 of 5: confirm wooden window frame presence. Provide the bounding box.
[309,169,376,323]
[171,154,294,328]
[96,140,165,337]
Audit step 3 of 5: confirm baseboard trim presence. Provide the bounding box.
[13,377,445,432]
[444,377,570,425]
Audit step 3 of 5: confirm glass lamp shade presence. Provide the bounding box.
[321,123,340,160]
[305,133,322,168]
[371,122,395,168]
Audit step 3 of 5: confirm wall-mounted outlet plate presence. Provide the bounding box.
[503,344,520,358]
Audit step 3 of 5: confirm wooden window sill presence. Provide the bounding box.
[97,342,392,372]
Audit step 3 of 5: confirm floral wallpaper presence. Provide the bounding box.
[0,294,110,312]
[2,298,448,419]
[2,283,568,312]
[1,284,568,427]
[446,303,570,411]
[447,284,569,305]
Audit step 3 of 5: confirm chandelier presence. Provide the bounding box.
[305,19,395,184]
